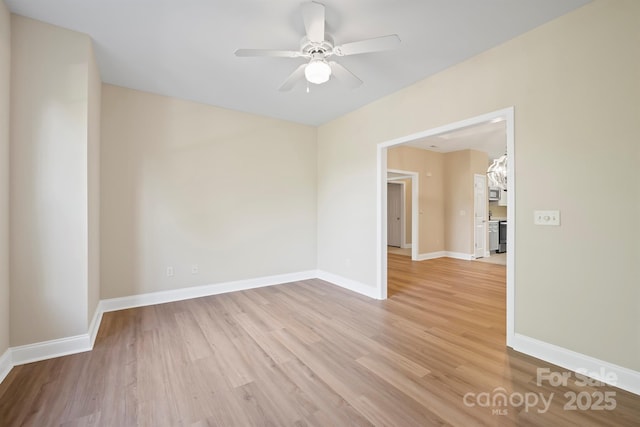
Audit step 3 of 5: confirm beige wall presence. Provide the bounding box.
[388,146,445,254]
[444,150,471,254]
[318,0,640,371]
[468,150,489,256]
[100,85,317,299]
[0,0,10,356]
[401,178,412,245]
[10,16,98,346]
[445,150,488,255]
[389,147,487,256]
[469,150,489,253]
[489,204,507,219]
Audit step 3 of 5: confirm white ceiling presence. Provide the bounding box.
[407,119,506,161]
[5,0,590,126]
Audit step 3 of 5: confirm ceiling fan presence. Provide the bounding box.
[235,1,401,91]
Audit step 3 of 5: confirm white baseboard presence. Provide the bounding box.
[88,303,103,348]
[0,348,11,384]
[5,271,638,399]
[0,269,317,384]
[417,251,474,261]
[100,270,317,313]
[417,251,446,261]
[9,305,104,369]
[446,251,474,261]
[512,333,640,396]
[401,243,412,249]
[11,334,92,367]
[316,270,381,300]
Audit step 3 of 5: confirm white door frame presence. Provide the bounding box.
[387,170,419,261]
[377,107,515,348]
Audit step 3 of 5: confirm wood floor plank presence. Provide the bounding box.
[228,291,286,332]
[174,310,216,362]
[279,358,374,427]
[233,312,293,365]
[355,354,482,426]
[1,255,639,426]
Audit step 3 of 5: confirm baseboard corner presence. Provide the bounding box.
[0,348,12,384]
[89,305,104,348]
[316,270,381,299]
[445,251,474,261]
[416,251,446,261]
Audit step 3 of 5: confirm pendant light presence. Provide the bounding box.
[487,154,507,190]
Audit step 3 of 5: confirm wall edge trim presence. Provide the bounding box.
[88,303,103,348]
[316,270,381,299]
[417,251,474,261]
[445,251,474,261]
[0,348,12,384]
[417,251,447,261]
[11,334,92,367]
[100,270,317,313]
[3,278,638,399]
[512,333,640,396]
[1,270,316,381]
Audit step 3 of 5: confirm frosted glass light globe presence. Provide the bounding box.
[305,60,331,84]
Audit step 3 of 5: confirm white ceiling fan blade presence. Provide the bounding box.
[329,61,362,89]
[279,63,307,91]
[301,1,325,43]
[235,49,302,58]
[334,34,401,56]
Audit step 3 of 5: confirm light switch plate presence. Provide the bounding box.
[534,210,560,226]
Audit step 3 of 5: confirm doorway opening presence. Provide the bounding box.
[386,169,419,261]
[376,107,515,346]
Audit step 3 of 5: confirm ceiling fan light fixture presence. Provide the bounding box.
[236,2,399,91]
[305,59,331,84]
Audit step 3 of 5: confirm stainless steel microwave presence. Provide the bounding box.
[488,188,501,201]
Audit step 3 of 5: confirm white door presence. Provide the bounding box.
[387,182,402,247]
[473,174,487,258]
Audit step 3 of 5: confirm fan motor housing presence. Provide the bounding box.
[300,35,334,58]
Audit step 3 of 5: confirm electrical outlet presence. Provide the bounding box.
[191,264,199,274]
[534,210,560,226]
[166,266,174,277]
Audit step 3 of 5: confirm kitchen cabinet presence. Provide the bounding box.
[498,188,507,206]
[488,221,499,251]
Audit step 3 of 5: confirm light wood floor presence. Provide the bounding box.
[387,246,411,256]
[1,255,639,426]
[473,252,507,266]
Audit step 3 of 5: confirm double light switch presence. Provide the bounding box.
[534,210,560,226]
